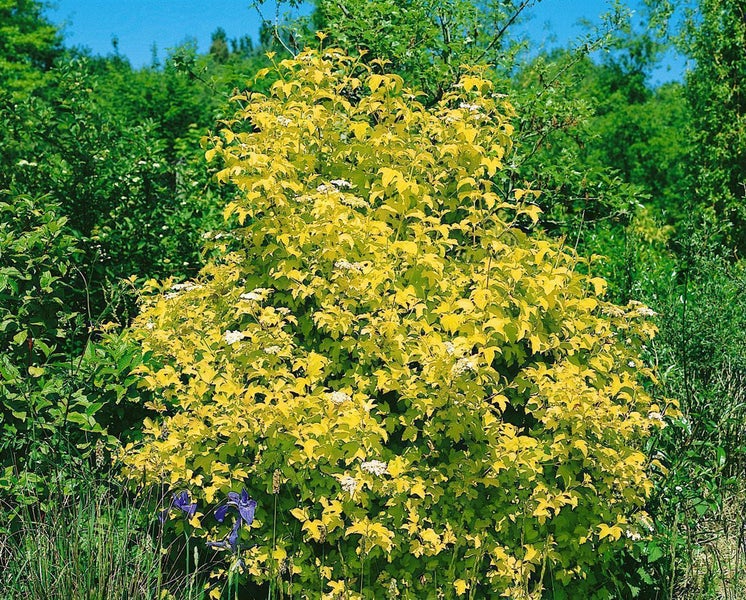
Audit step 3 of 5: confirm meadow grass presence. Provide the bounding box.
[0,475,205,600]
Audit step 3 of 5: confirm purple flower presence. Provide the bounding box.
[173,491,198,517]
[207,488,257,553]
[207,520,242,552]
[158,490,197,523]
[215,488,257,527]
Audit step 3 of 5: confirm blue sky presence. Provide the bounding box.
[47,0,685,84]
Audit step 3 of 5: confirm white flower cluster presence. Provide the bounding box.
[627,300,657,317]
[444,341,457,355]
[328,391,351,405]
[647,411,665,424]
[239,287,273,302]
[625,529,642,541]
[276,307,291,316]
[317,179,353,193]
[636,513,655,533]
[263,345,281,355]
[340,476,357,494]
[224,330,246,345]
[601,305,626,318]
[451,357,477,377]
[334,259,365,273]
[361,460,388,476]
[276,115,292,127]
[170,282,201,292]
[164,281,203,299]
[459,102,481,112]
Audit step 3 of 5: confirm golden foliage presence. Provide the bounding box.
[121,48,671,598]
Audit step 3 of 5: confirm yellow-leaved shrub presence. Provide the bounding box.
[122,48,671,599]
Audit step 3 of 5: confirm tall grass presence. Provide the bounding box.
[0,477,204,600]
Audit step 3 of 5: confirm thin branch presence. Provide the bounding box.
[474,0,536,65]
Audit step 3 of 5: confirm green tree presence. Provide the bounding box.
[209,27,230,63]
[310,0,533,101]
[0,0,62,97]
[681,0,746,251]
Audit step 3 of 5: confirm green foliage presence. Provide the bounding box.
[680,0,746,252]
[122,49,667,599]
[0,0,62,98]
[0,55,227,289]
[311,0,531,101]
[0,195,145,506]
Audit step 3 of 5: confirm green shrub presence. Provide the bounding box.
[121,48,671,599]
[0,195,143,506]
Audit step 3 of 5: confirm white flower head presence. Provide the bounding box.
[276,307,291,316]
[224,330,246,345]
[340,476,357,495]
[240,292,262,301]
[636,306,657,317]
[276,115,292,127]
[240,287,273,302]
[361,460,388,477]
[636,513,655,533]
[647,411,665,425]
[263,345,281,355]
[459,102,481,112]
[329,391,351,405]
[334,259,364,273]
[170,282,201,292]
[625,529,642,541]
[451,357,477,376]
[628,360,636,368]
[444,341,457,355]
[602,305,626,318]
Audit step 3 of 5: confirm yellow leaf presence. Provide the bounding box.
[454,579,468,596]
[379,167,401,189]
[27,366,45,377]
[368,74,385,92]
[523,544,538,562]
[441,314,460,334]
[350,121,369,140]
[300,438,319,459]
[305,352,328,379]
[573,439,589,457]
[272,547,287,561]
[290,507,308,522]
[598,523,623,541]
[410,481,426,498]
[481,156,502,176]
[589,276,607,296]
[393,240,418,255]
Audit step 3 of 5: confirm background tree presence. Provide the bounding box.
[0,0,62,97]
